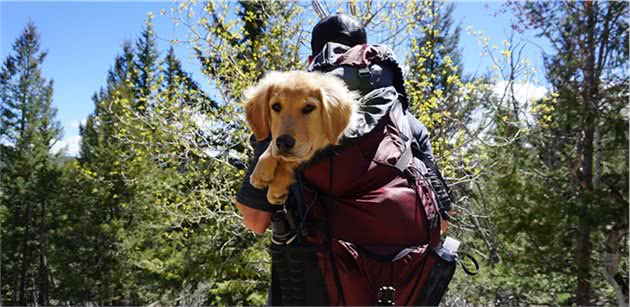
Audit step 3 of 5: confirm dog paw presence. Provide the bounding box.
[267,185,288,205]
[250,165,275,189]
[250,173,271,189]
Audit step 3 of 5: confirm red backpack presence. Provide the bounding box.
[267,43,478,306]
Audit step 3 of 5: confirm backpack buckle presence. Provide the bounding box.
[376,286,396,306]
[358,67,372,90]
[358,67,371,77]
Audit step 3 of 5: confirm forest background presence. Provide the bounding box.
[0,0,628,306]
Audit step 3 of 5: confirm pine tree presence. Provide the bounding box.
[405,0,479,173]
[69,21,223,303]
[134,16,159,111]
[489,1,630,304]
[409,1,463,105]
[74,46,141,304]
[195,0,304,100]
[0,21,62,306]
[163,47,191,92]
[162,46,214,109]
[530,2,628,304]
[108,41,136,89]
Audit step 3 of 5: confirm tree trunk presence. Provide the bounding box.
[18,201,33,306]
[603,216,629,306]
[38,197,49,306]
[576,220,592,305]
[575,2,597,304]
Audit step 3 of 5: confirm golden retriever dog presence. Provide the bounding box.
[243,71,358,204]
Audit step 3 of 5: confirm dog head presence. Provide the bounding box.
[244,71,357,162]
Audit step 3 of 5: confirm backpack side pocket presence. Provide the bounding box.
[413,246,457,306]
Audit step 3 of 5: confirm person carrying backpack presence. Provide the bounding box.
[236,14,472,306]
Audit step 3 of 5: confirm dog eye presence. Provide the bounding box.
[302,105,315,114]
[272,103,281,112]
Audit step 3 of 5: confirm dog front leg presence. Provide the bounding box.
[267,161,298,205]
[250,146,278,189]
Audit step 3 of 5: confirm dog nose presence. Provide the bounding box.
[276,135,295,152]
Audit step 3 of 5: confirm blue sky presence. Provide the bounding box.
[0,1,550,156]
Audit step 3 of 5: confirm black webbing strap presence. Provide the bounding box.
[410,139,454,220]
[410,140,440,184]
[326,156,345,305]
[457,253,480,275]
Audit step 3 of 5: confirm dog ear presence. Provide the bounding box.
[244,73,282,141]
[318,77,356,145]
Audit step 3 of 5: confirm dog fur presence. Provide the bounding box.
[243,71,358,204]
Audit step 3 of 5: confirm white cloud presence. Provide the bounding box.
[492,80,550,126]
[492,80,548,104]
[70,119,87,129]
[51,135,82,157]
[465,81,551,144]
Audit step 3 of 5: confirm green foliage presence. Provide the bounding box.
[0,21,64,306]
[453,1,629,305]
[57,13,267,305]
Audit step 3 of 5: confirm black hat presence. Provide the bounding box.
[311,14,367,56]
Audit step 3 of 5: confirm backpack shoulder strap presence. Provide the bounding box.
[405,115,455,220]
